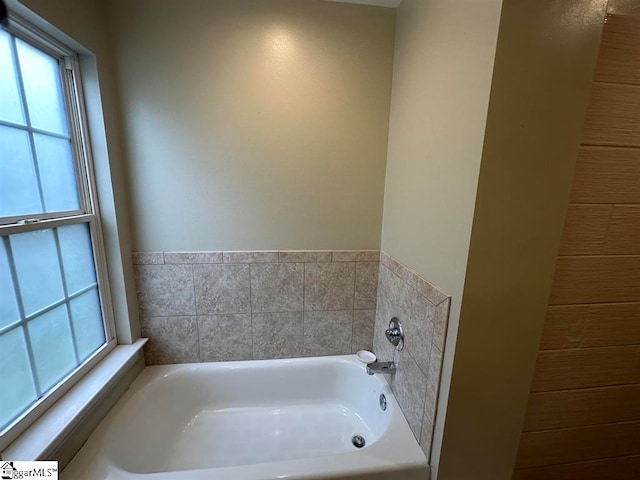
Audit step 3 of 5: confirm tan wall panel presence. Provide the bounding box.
[582,83,640,146]
[513,454,640,480]
[541,303,640,350]
[523,384,640,431]
[594,14,640,85]
[515,421,640,468]
[558,205,612,255]
[531,346,640,392]
[608,0,640,15]
[539,305,589,350]
[570,146,640,204]
[517,9,640,477]
[549,256,640,305]
[603,206,640,255]
[582,302,640,346]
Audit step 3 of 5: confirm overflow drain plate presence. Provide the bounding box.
[352,435,366,448]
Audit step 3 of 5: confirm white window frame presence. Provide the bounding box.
[0,14,117,450]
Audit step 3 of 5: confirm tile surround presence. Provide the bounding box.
[332,250,380,262]
[164,251,222,264]
[374,252,451,462]
[303,310,353,356]
[198,314,253,362]
[252,312,304,360]
[279,250,332,263]
[133,250,379,365]
[132,251,164,265]
[194,264,251,315]
[355,262,379,309]
[304,262,355,311]
[139,316,199,364]
[133,264,195,316]
[392,349,429,439]
[250,263,304,313]
[223,251,279,263]
[352,309,376,354]
[403,292,435,375]
[133,249,450,464]
[420,414,434,459]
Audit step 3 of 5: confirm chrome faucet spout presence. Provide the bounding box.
[366,361,396,375]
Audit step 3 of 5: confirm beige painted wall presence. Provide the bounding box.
[10,0,140,343]
[379,0,502,470]
[381,0,502,303]
[106,0,395,252]
[438,1,605,478]
[381,0,606,479]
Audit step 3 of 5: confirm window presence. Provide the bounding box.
[0,17,115,444]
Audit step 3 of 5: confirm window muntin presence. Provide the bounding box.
[0,20,114,439]
[0,29,81,220]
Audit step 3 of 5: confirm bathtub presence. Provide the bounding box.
[62,355,429,480]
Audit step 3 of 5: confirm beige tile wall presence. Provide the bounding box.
[513,12,640,479]
[374,252,451,462]
[132,250,378,364]
[133,248,452,464]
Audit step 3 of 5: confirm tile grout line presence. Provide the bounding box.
[302,262,306,354]
[249,263,255,360]
[142,251,443,363]
[378,253,445,448]
[352,261,357,353]
[190,263,201,362]
[195,305,201,364]
[381,260,451,307]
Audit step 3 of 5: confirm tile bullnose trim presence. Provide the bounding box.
[223,251,280,263]
[164,251,223,264]
[379,250,451,305]
[133,248,379,366]
[375,250,451,463]
[134,250,382,264]
[279,250,332,263]
[132,252,164,265]
[332,250,380,262]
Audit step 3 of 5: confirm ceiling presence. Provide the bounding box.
[325,0,402,7]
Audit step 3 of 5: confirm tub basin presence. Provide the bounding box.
[62,355,429,480]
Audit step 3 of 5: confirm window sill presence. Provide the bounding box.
[1,338,147,461]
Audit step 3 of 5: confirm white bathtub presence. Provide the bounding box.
[62,355,429,480]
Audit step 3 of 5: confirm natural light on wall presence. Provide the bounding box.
[264,27,296,65]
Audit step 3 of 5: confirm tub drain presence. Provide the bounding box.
[352,435,366,448]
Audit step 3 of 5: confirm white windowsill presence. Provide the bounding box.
[1,338,147,461]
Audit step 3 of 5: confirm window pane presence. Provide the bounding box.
[16,39,67,135]
[0,26,111,437]
[58,223,97,294]
[0,328,38,430]
[27,305,76,392]
[70,289,105,361]
[0,239,20,329]
[0,125,42,218]
[0,29,25,125]
[11,229,64,316]
[34,134,80,213]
